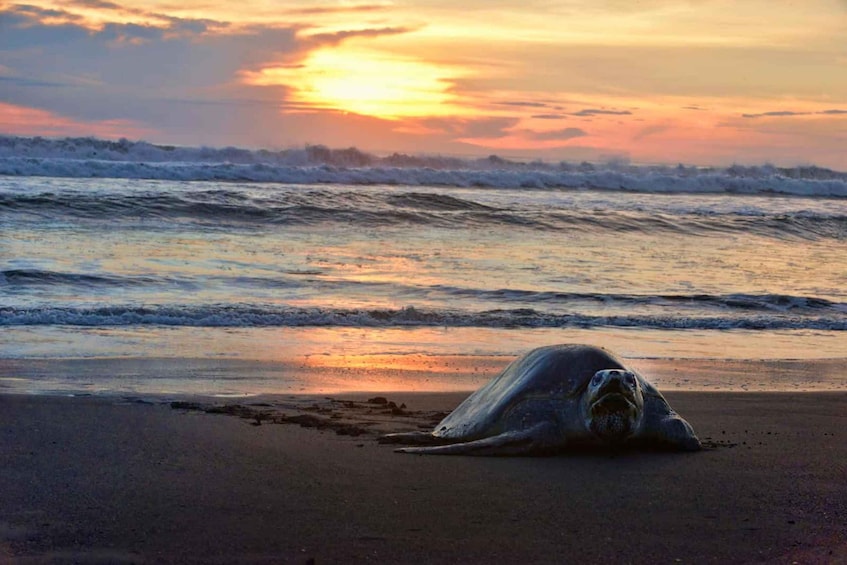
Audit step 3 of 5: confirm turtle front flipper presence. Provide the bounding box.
[394,423,558,456]
[646,413,701,451]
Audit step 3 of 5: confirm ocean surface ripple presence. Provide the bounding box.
[1,137,846,373]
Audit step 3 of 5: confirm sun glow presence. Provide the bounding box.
[246,47,466,119]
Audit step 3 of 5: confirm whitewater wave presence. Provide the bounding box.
[2,304,844,331]
[1,135,846,197]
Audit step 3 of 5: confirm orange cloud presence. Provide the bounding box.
[3,1,845,168]
[0,102,156,139]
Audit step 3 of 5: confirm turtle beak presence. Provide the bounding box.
[592,372,637,411]
[599,378,627,396]
[597,371,633,398]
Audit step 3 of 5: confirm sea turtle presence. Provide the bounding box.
[382,344,701,455]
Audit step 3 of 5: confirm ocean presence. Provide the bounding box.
[1,136,845,396]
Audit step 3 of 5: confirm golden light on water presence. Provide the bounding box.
[245,47,466,119]
[303,353,498,374]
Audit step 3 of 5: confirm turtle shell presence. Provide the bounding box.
[433,344,637,440]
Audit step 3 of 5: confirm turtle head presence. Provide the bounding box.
[583,369,644,444]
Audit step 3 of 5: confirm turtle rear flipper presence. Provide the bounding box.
[395,423,557,456]
[379,431,442,445]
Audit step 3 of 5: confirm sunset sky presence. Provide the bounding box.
[1,0,846,168]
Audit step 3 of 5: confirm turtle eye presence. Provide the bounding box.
[624,372,636,385]
[592,372,605,385]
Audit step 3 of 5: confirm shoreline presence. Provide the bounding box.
[3,390,846,563]
[3,354,847,397]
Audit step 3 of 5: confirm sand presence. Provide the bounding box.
[2,390,847,564]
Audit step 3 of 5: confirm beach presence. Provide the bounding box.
[3,370,846,563]
[2,153,846,563]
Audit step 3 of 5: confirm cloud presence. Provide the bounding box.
[531,114,567,120]
[497,101,551,108]
[415,117,519,139]
[52,0,229,34]
[98,21,168,44]
[523,127,587,141]
[0,74,69,88]
[741,109,847,118]
[61,0,125,11]
[1,10,91,49]
[632,124,669,141]
[305,26,421,46]
[741,110,810,118]
[0,4,227,50]
[0,2,306,140]
[0,4,300,87]
[571,108,632,117]
[6,3,85,22]
[0,0,440,148]
[0,101,155,138]
[286,4,393,16]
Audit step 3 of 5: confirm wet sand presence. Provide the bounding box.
[2,390,847,564]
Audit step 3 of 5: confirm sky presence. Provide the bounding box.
[1,0,846,168]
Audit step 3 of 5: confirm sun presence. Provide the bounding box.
[245,47,464,119]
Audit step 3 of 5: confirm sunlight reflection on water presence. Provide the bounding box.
[2,326,844,395]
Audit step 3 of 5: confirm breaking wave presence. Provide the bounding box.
[1,135,846,197]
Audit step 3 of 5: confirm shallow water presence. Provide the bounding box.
[2,177,845,395]
[2,327,846,395]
